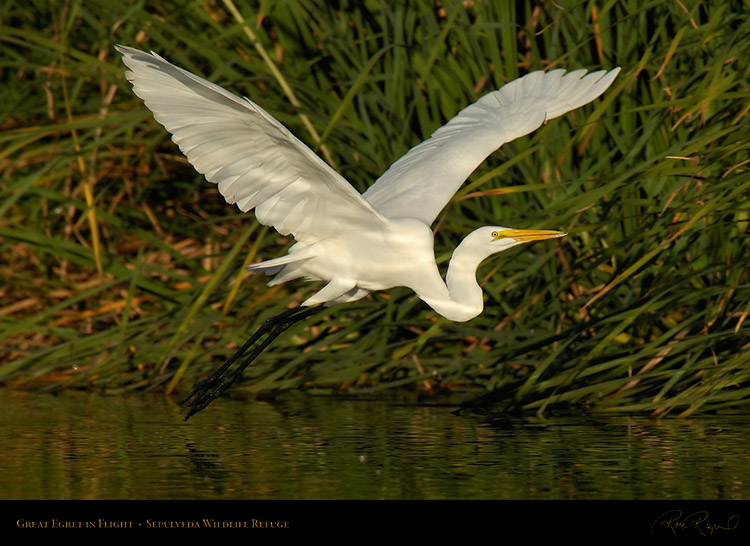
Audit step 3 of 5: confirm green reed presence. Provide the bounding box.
[1,0,748,417]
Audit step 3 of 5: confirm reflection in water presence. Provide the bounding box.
[0,389,747,500]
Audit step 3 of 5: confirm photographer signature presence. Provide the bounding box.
[651,510,739,537]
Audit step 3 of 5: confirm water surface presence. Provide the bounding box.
[1,389,747,500]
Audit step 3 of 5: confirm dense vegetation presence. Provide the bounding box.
[1,0,748,417]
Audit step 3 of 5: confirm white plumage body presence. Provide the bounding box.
[117,45,619,322]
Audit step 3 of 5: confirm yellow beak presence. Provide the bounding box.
[494,229,567,242]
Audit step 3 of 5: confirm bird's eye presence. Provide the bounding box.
[491,231,499,238]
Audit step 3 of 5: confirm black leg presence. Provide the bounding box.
[180,304,324,420]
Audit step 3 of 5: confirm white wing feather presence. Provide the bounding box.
[363,68,620,224]
[116,45,387,243]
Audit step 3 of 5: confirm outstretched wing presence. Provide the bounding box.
[363,68,620,224]
[117,45,387,243]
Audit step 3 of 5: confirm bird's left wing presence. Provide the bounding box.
[117,45,387,243]
[363,68,620,224]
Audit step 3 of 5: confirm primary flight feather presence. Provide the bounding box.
[116,45,619,417]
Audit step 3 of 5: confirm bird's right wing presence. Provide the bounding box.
[117,45,387,244]
[363,68,620,224]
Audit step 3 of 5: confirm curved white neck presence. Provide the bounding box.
[415,237,488,322]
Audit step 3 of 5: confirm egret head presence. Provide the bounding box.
[469,226,567,257]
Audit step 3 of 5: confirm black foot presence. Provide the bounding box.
[180,371,241,420]
[179,304,325,420]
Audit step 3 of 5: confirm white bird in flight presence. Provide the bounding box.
[116,45,619,419]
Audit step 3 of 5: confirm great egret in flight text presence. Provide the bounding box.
[117,45,619,419]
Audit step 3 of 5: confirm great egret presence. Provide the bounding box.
[116,45,619,419]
